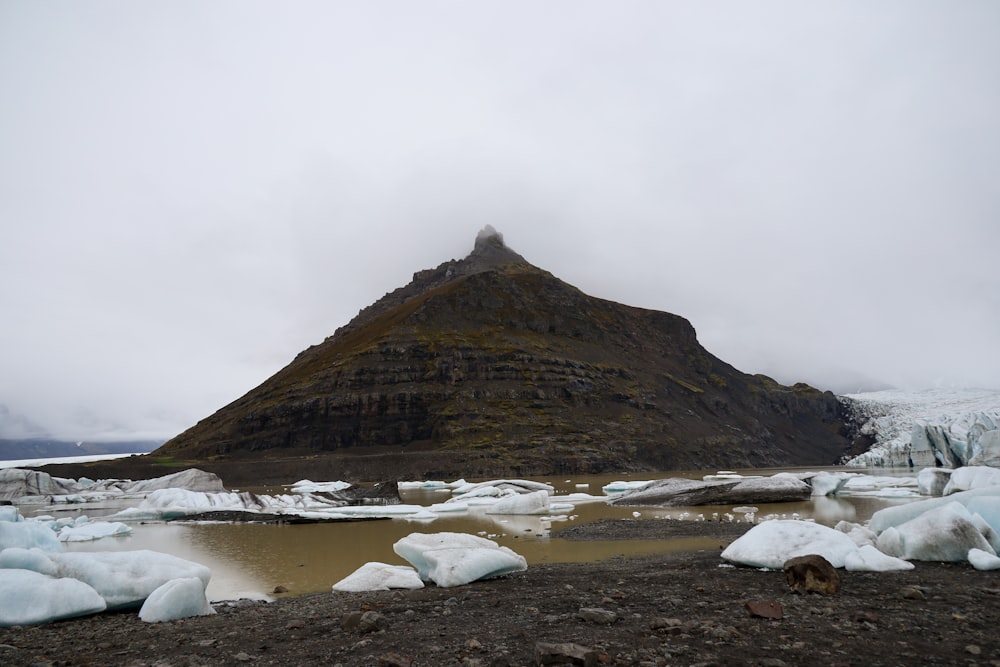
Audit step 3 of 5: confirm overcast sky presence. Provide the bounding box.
[2,2,998,442]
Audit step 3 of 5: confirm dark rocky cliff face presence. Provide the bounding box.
[154,228,850,478]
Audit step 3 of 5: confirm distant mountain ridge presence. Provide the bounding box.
[149,227,852,480]
[0,438,161,462]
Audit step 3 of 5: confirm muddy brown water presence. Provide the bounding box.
[28,468,917,601]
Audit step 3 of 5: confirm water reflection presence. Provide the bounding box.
[59,468,920,601]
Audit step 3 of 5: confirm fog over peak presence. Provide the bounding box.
[1,2,998,441]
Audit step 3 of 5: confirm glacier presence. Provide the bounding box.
[843,388,1000,468]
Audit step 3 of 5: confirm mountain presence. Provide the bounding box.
[0,438,161,462]
[147,227,851,482]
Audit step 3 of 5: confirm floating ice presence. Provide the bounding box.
[807,471,853,496]
[876,502,994,562]
[868,487,1000,534]
[917,468,952,496]
[113,487,347,520]
[332,562,424,592]
[124,469,226,494]
[398,479,466,490]
[0,569,106,626]
[58,521,132,542]
[0,517,63,552]
[610,474,811,507]
[601,480,653,494]
[942,466,1000,495]
[138,577,215,622]
[486,490,550,515]
[287,479,352,493]
[451,479,553,498]
[720,520,860,569]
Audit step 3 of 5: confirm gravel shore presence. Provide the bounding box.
[2,519,999,666]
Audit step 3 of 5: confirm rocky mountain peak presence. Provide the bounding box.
[465,225,528,271]
[154,228,852,481]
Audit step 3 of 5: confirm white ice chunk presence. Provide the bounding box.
[429,502,468,513]
[0,569,106,626]
[138,577,215,622]
[393,532,500,580]
[287,479,352,493]
[123,469,225,494]
[917,468,952,496]
[332,562,424,592]
[943,466,1000,495]
[965,496,1000,536]
[808,471,853,496]
[0,506,21,522]
[601,480,653,494]
[486,490,550,515]
[868,487,1000,533]
[58,521,132,542]
[0,519,63,552]
[0,546,58,574]
[875,502,995,562]
[10,550,211,609]
[834,520,878,548]
[392,531,527,586]
[968,548,1000,571]
[720,520,859,569]
[451,479,553,497]
[844,545,914,572]
[421,546,527,588]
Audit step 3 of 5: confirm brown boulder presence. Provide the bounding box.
[783,554,841,595]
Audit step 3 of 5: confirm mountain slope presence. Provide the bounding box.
[154,228,849,478]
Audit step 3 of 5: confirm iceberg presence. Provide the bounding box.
[917,468,951,496]
[875,502,994,562]
[7,549,211,609]
[287,479,352,493]
[486,489,551,515]
[0,569,106,626]
[0,468,79,500]
[421,546,528,588]
[720,520,860,569]
[58,521,132,542]
[868,487,1000,534]
[393,532,527,587]
[123,469,225,494]
[451,479,553,497]
[609,474,811,507]
[138,577,215,622]
[332,562,424,592]
[942,466,1000,494]
[0,517,63,552]
[844,545,913,572]
[968,548,1000,571]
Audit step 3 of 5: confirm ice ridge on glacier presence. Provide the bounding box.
[843,388,1000,468]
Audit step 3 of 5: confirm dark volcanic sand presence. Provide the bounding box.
[2,519,999,666]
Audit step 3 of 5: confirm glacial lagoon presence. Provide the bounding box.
[22,468,918,601]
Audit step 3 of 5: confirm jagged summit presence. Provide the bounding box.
[154,229,851,481]
[335,227,535,337]
[466,225,529,270]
